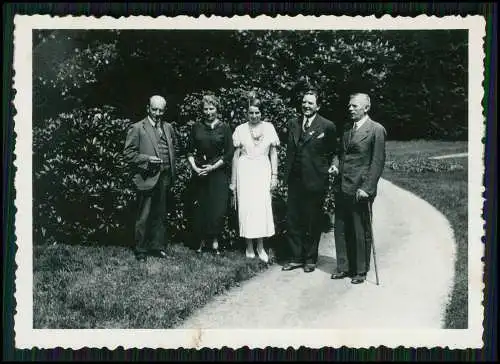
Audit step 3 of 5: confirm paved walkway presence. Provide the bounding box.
[176,179,456,329]
[429,152,468,160]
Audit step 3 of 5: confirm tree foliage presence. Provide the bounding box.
[380,30,468,140]
[33,29,467,139]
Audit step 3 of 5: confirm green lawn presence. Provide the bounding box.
[383,140,468,329]
[34,242,267,328]
[385,140,468,159]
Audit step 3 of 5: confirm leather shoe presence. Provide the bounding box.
[303,265,316,273]
[331,272,349,280]
[281,262,303,271]
[351,278,365,284]
[351,274,366,284]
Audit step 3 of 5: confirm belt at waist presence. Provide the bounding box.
[239,153,269,160]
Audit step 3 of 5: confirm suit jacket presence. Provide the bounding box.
[337,117,386,198]
[285,113,337,192]
[123,117,177,191]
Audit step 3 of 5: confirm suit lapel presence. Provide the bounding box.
[292,118,301,145]
[344,128,351,151]
[351,118,371,144]
[160,122,175,166]
[143,118,160,156]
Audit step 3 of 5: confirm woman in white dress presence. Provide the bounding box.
[229,98,280,263]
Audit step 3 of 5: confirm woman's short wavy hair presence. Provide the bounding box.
[248,97,262,110]
[201,94,220,111]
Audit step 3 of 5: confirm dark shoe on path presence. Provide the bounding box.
[281,262,304,271]
[303,265,316,273]
[331,271,350,280]
[351,273,366,284]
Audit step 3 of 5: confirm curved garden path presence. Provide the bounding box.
[176,179,456,329]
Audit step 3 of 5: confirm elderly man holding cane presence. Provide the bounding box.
[331,93,386,284]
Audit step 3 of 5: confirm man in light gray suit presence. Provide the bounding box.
[331,93,386,284]
[124,95,177,262]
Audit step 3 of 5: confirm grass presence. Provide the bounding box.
[383,140,468,329]
[33,242,268,328]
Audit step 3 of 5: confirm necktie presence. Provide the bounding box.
[350,122,357,142]
[303,118,310,132]
[154,122,162,139]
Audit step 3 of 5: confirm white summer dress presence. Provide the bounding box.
[232,121,280,239]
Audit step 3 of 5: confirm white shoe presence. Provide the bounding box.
[246,248,255,259]
[212,240,220,255]
[257,249,269,263]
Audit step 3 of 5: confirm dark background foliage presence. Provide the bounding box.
[33,29,467,139]
[32,29,467,247]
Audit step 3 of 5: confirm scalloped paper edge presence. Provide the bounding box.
[12,14,486,350]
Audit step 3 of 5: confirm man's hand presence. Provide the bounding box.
[149,156,162,170]
[355,188,369,202]
[328,165,339,176]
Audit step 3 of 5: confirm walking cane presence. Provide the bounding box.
[367,202,380,285]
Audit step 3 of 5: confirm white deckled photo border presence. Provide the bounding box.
[13,14,486,349]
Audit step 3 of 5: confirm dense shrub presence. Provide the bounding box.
[33,106,135,245]
[34,89,336,250]
[385,158,466,173]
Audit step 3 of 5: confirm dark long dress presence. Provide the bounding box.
[187,120,234,241]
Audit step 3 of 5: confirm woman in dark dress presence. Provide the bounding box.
[187,94,234,254]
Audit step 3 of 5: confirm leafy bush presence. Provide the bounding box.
[385,158,466,173]
[34,89,336,251]
[33,106,135,245]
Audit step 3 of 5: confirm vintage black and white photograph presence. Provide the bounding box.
[13,15,485,349]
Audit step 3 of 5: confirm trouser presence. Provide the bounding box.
[286,177,325,265]
[135,170,171,254]
[333,192,373,275]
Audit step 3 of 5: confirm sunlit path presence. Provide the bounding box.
[176,178,456,329]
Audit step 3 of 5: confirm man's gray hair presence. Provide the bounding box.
[350,93,371,108]
[149,95,167,107]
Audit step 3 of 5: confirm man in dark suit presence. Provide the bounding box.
[331,93,386,284]
[282,89,338,273]
[124,95,177,262]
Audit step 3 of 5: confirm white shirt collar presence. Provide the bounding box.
[354,115,369,130]
[303,114,316,128]
[148,116,157,127]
